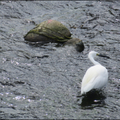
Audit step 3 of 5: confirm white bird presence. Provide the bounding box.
[81,51,109,95]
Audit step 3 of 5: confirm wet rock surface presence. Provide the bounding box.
[0,1,120,119]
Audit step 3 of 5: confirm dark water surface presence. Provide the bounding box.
[0,1,120,119]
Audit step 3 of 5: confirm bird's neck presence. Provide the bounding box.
[90,57,101,65]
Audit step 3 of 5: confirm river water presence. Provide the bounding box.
[0,1,120,119]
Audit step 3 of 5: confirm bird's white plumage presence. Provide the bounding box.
[81,51,108,95]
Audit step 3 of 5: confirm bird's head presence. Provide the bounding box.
[88,51,110,59]
[88,51,99,59]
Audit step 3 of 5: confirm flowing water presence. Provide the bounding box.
[0,1,120,119]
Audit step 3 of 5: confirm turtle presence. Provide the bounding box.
[24,19,84,52]
[24,19,71,42]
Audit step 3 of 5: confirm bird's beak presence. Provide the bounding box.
[97,53,110,59]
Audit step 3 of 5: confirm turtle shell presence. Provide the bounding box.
[24,20,72,42]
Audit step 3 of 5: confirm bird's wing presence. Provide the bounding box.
[81,66,99,88]
[81,65,107,94]
[81,75,102,94]
[81,76,97,94]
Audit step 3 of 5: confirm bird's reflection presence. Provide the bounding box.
[77,89,106,109]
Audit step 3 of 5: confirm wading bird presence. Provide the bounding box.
[81,51,109,95]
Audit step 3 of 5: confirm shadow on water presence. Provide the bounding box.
[77,89,107,109]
